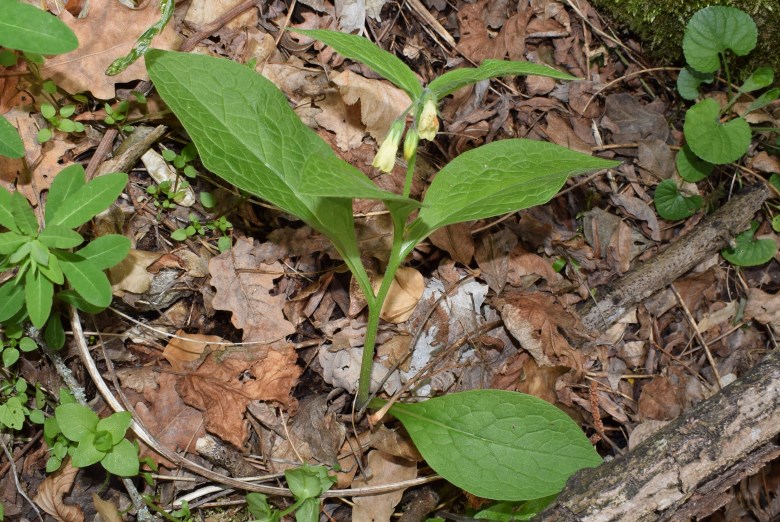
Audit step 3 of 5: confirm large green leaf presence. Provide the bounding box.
[0,0,78,55]
[11,191,38,236]
[290,29,422,99]
[683,98,750,165]
[0,116,24,158]
[682,6,756,73]
[100,438,139,477]
[75,235,131,270]
[45,164,86,224]
[382,390,602,500]
[721,222,777,267]
[146,50,391,288]
[0,231,28,255]
[428,60,577,100]
[654,179,703,221]
[58,254,113,307]
[408,140,618,242]
[0,186,18,231]
[38,225,84,249]
[0,280,25,322]
[25,269,53,328]
[47,172,127,229]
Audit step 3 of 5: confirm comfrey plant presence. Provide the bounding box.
[147,31,616,503]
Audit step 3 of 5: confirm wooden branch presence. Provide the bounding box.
[580,184,770,331]
[536,347,780,521]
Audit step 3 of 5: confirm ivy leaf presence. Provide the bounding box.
[56,403,99,442]
[47,172,128,229]
[289,29,422,99]
[406,140,618,244]
[58,254,113,307]
[25,269,53,328]
[100,439,139,477]
[74,235,131,270]
[682,6,757,73]
[379,390,601,500]
[654,179,703,221]
[721,222,777,266]
[676,67,713,100]
[683,99,750,165]
[0,0,78,55]
[45,164,86,224]
[0,116,24,158]
[675,145,712,183]
[38,225,84,249]
[428,60,577,100]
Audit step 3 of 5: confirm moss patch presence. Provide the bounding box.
[590,0,780,80]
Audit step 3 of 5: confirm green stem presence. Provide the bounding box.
[403,149,418,199]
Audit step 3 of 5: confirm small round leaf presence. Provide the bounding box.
[676,145,712,182]
[676,67,713,100]
[654,179,703,221]
[683,6,757,73]
[683,99,751,165]
[721,225,777,266]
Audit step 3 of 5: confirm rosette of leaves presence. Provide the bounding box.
[0,164,130,348]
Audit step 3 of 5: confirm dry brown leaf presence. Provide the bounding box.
[379,267,425,323]
[744,288,780,329]
[429,223,475,266]
[475,229,518,293]
[331,70,412,141]
[209,237,296,343]
[610,193,661,241]
[750,151,780,173]
[545,112,592,154]
[177,346,301,447]
[108,249,161,295]
[33,460,84,522]
[506,246,561,287]
[365,425,423,461]
[637,139,675,181]
[492,352,569,405]
[41,2,180,99]
[134,373,206,467]
[92,494,122,522]
[351,450,418,521]
[314,91,365,152]
[289,395,346,465]
[457,0,507,62]
[185,0,257,31]
[162,330,223,372]
[115,366,158,393]
[604,93,669,143]
[501,293,586,372]
[638,368,687,421]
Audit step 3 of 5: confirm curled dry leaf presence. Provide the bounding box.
[162,330,222,371]
[379,267,425,323]
[91,494,122,522]
[33,460,84,522]
[429,223,475,266]
[351,450,418,521]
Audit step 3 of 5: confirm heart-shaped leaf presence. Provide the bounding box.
[675,145,712,183]
[654,179,702,221]
[407,140,618,243]
[676,67,713,100]
[683,6,756,73]
[380,390,601,500]
[721,222,777,266]
[0,0,78,55]
[56,403,99,442]
[100,438,139,477]
[683,98,750,165]
[290,29,422,99]
[427,60,577,100]
[0,116,24,158]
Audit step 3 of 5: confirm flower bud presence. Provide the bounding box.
[372,119,404,172]
[417,98,439,141]
[403,126,419,161]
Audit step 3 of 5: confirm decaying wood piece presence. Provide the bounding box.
[536,347,780,522]
[535,183,778,521]
[579,183,770,331]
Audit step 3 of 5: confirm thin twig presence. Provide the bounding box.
[671,284,723,390]
[0,434,43,521]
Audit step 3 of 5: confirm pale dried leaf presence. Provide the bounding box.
[611,193,661,241]
[332,70,412,140]
[162,330,223,372]
[108,249,160,294]
[745,288,780,329]
[351,450,417,521]
[92,494,122,522]
[115,366,159,393]
[379,267,425,323]
[33,461,84,522]
[185,0,257,31]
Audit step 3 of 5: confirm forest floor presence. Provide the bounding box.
[1,0,779,521]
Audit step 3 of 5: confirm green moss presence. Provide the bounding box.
[590,0,780,80]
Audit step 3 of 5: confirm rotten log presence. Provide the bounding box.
[535,183,778,521]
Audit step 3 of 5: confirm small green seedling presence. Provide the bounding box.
[246,465,336,522]
[38,102,85,143]
[162,142,199,179]
[103,100,135,133]
[0,375,45,431]
[147,30,611,501]
[171,213,233,252]
[656,6,779,265]
[146,178,189,210]
[0,164,130,348]
[43,395,139,476]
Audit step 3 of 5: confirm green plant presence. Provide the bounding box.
[43,390,139,476]
[146,31,614,501]
[655,6,779,265]
[162,142,200,179]
[37,102,85,143]
[171,213,233,252]
[0,164,131,347]
[0,375,45,431]
[0,0,78,158]
[146,178,189,210]
[246,465,335,522]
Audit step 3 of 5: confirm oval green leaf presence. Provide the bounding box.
[408,140,618,242]
[739,67,774,93]
[75,235,131,270]
[38,225,84,249]
[11,191,38,236]
[0,280,25,322]
[384,390,601,500]
[96,411,133,445]
[654,179,703,221]
[683,99,750,165]
[290,29,422,99]
[682,6,756,73]
[55,403,99,442]
[676,145,712,183]
[0,231,29,255]
[71,433,106,468]
[721,224,777,266]
[676,67,713,101]
[0,1,78,55]
[101,438,139,476]
[44,314,66,350]
[47,172,128,229]
[428,60,577,100]
[45,164,86,224]
[0,115,24,158]
[0,186,18,231]
[59,255,113,307]
[25,269,53,328]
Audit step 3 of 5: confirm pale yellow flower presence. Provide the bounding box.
[417,98,439,141]
[372,120,404,172]
[403,126,419,161]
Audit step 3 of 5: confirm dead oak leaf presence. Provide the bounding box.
[177,345,301,447]
[209,237,296,343]
[33,460,83,522]
[41,2,181,99]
